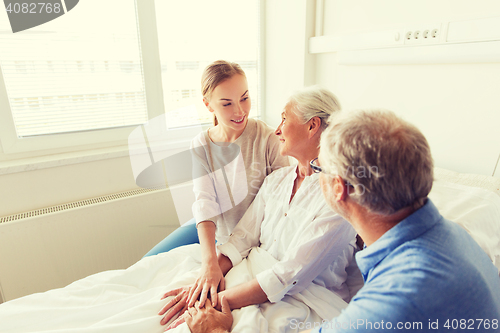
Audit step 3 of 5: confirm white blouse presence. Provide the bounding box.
[218,165,357,303]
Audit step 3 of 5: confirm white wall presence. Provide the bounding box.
[265,0,500,176]
[0,153,139,217]
[264,0,317,128]
[314,0,500,176]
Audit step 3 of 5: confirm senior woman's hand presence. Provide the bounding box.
[158,286,191,326]
[166,297,232,333]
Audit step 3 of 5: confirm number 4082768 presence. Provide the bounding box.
[443,319,499,330]
[5,3,62,14]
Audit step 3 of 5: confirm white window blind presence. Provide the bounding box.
[0,0,147,138]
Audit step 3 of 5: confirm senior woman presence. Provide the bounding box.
[159,87,357,329]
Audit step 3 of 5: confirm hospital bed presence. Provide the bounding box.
[0,167,499,333]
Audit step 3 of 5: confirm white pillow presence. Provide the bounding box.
[429,179,500,269]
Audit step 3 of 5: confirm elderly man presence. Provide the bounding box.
[185,109,500,333]
[310,109,500,332]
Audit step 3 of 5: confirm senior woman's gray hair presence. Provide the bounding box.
[288,86,341,130]
[320,109,434,215]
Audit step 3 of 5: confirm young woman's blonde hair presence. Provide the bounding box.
[201,60,246,126]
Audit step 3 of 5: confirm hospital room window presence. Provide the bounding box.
[155,0,261,128]
[0,0,148,138]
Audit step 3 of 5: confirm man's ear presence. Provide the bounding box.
[333,175,349,202]
[308,117,321,138]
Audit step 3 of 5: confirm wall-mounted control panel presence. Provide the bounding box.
[309,16,500,64]
[310,16,500,54]
[404,25,442,45]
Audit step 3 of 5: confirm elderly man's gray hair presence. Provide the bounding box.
[320,109,434,215]
[288,86,341,130]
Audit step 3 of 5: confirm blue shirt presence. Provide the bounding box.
[315,199,500,333]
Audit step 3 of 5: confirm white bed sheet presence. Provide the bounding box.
[0,244,347,333]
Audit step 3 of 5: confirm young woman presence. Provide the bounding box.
[145,60,289,310]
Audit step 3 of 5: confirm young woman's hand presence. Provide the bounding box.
[158,286,191,326]
[187,261,225,309]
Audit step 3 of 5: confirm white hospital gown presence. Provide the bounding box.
[218,165,358,303]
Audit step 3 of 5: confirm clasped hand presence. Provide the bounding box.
[160,290,230,331]
[159,263,225,329]
[163,297,232,333]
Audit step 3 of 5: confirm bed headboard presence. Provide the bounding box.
[434,167,500,197]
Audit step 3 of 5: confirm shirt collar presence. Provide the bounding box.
[355,199,442,280]
[285,165,319,183]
